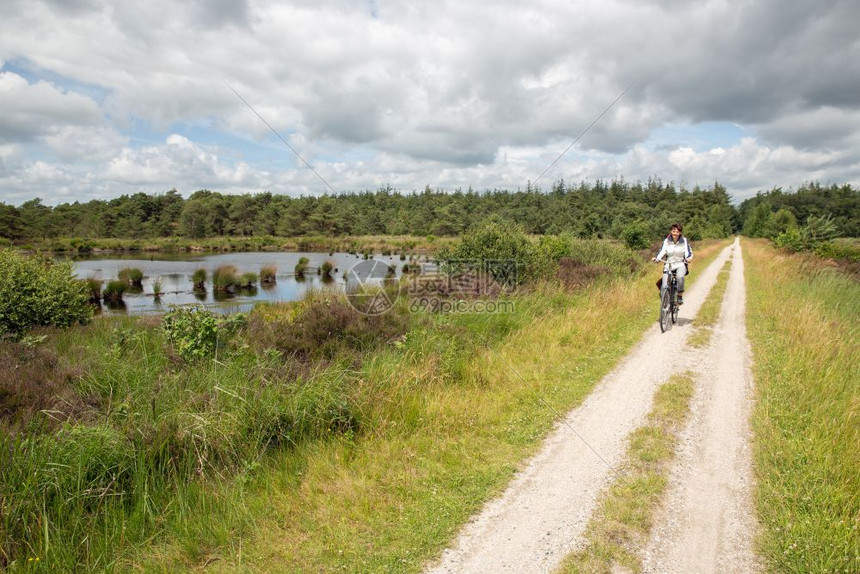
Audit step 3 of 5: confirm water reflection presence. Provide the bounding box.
[71,251,425,316]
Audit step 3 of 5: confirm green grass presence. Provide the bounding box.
[687,259,732,348]
[0,238,731,572]
[130,239,730,571]
[556,373,697,573]
[743,238,859,573]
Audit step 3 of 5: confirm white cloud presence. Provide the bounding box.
[1,0,859,205]
[0,70,103,143]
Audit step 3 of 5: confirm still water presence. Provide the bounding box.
[72,251,420,316]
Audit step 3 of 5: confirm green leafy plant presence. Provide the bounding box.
[0,249,91,336]
[320,260,334,277]
[620,221,651,250]
[162,306,247,362]
[437,221,536,286]
[162,306,219,361]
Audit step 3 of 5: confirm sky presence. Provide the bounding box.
[1,0,859,206]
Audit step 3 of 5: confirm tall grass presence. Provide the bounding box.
[260,264,277,284]
[117,267,143,286]
[212,265,238,292]
[0,309,377,570]
[744,239,859,573]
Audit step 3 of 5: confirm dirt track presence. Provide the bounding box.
[424,238,758,574]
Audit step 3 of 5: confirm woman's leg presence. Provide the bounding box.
[675,265,687,293]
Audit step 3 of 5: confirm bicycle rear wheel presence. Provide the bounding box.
[659,287,672,332]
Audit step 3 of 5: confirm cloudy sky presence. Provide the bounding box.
[1,0,858,206]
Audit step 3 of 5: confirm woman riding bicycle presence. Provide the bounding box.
[653,223,693,304]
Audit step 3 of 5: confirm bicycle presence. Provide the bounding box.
[656,260,681,333]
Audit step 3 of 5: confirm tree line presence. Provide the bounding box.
[1,180,856,245]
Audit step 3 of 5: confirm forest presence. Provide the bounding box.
[0,180,857,246]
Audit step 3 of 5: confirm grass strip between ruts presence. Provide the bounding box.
[554,370,697,574]
[687,258,732,348]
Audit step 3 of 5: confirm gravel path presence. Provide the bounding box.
[643,238,760,573]
[424,239,756,574]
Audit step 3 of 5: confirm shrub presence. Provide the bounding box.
[437,222,535,286]
[0,340,90,431]
[567,239,641,276]
[247,294,409,364]
[118,267,143,286]
[620,221,651,250]
[0,250,92,336]
[162,306,246,362]
[815,239,860,264]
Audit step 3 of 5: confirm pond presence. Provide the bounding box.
[72,251,425,316]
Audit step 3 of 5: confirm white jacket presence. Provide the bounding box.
[654,235,693,271]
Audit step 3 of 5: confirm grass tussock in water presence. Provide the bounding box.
[743,238,859,573]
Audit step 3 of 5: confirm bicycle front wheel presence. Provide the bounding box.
[659,288,672,332]
[671,286,679,324]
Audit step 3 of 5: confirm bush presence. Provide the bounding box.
[0,250,92,336]
[815,239,860,263]
[240,272,258,287]
[437,222,536,286]
[567,239,641,275]
[247,294,409,364]
[620,221,651,250]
